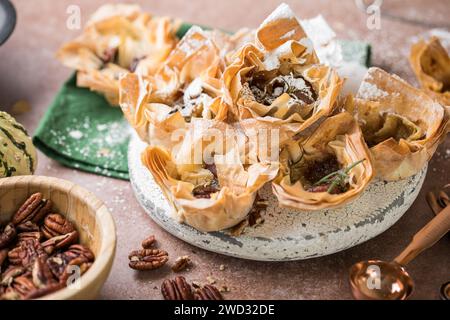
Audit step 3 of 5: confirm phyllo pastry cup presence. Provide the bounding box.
[272,112,374,211]
[119,26,232,147]
[140,121,279,232]
[57,4,179,105]
[223,3,343,137]
[354,67,449,181]
[410,37,450,106]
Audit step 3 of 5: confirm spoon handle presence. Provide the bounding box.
[394,205,450,266]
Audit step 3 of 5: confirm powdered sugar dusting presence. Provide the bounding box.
[358,81,388,100]
[280,29,296,40]
[69,130,83,139]
[177,25,210,57]
[263,39,313,70]
[260,3,296,27]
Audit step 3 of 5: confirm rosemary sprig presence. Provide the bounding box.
[313,159,366,194]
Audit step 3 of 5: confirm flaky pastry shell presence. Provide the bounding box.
[57,4,179,105]
[354,67,449,181]
[223,4,343,138]
[272,112,374,211]
[141,120,279,232]
[119,26,234,147]
[410,36,450,106]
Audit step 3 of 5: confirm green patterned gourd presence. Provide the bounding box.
[0,111,37,177]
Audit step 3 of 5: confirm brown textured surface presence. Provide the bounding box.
[0,0,448,300]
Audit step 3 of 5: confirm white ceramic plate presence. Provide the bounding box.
[128,133,426,261]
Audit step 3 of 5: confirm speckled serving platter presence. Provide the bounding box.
[128,132,426,261]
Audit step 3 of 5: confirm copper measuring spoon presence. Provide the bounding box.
[349,204,450,300]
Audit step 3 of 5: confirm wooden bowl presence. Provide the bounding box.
[0,175,116,299]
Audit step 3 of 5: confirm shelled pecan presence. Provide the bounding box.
[171,255,191,272]
[8,239,47,268]
[10,276,37,298]
[24,282,63,300]
[65,244,95,261]
[11,193,52,225]
[31,257,55,288]
[0,223,16,249]
[128,249,168,270]
[47,244,94,283]
[194,284,223,300]
[161,276,194,300]
[17,231,42,244]
[46,253,69,280]
[41,232,78,254]
[0,194,95,300]
[0,249,8,266]
[41,213,75,239]
[141,235,156,249]
[1,266,26,286]
[16,221,39,233]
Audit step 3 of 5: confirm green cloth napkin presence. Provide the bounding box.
[33,24,371,180]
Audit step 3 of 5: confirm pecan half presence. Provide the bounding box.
[171,256,191,272]
[17,231,42,244]
[59,256,92,285]
[1,266,26,286]
[161,276,194,300]
[7,246,23,265]
[0,223,16,249]
[128,249,168,270]
[194,284,224,300]
[41,213,75,239]
[0,248,8,266]
[65,244,94,261]
[141,235,156,249]
[24,282,63,300]
[32,257,56,288]
[16,221,39,233]
[46,254,69,280]
[41,232,78,254]
[47,245,94,282]
[8,239,47,268]
[12,193,52,225]
[11,276,36,297]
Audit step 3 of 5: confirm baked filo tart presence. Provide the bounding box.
[119,26,233,146]
[410,36,450,106]
[141,120,279,232]
[353,67,449,181]
[57,4,179,105]
[223,3,343,137]
[272,112,374,211]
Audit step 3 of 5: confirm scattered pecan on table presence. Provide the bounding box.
[0,193,95,300]
[194,284,224,300]
[128,249,169,271]
[171,256,191,272]
[141,235,156,249]
[160,276,224,300]
[161,276,194,300]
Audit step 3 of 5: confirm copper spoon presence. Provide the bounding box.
[349,205,450,300]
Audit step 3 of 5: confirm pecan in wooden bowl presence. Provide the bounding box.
[0,176,116,299]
